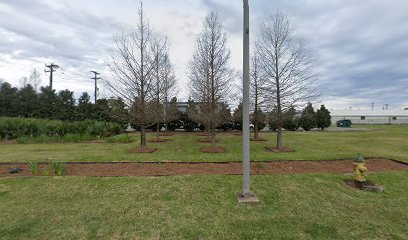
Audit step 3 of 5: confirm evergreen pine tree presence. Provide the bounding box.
[299,103,316,131]
[56,89,76,121]
[282,107,299,131]
[0,82,18,117]
[37,86,59,119]
[76,92,93,121]
[315,105,331,130]
[12,84,38,118]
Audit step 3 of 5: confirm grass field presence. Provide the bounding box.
[1,172,407,239]
[1,125,407,239]
[1,125,407,163]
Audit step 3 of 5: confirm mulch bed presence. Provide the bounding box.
[1,159,406,177]
[265,146,295,152]
[196,133,211,137]
[250,137,268,141]
[128,148,158,153]
[159,133,174,136]
[200,147,225,153]
[147,139,173,143]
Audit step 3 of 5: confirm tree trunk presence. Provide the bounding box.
[164,102,168,132]
[276,100,283,151]
[156,122,160,140]
[277,124,283,151]
[254,122,259,139]
[211,124,216,148]
[140,124,146,149]
[275,44,283,151]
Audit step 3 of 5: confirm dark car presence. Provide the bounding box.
[336,119,352,128]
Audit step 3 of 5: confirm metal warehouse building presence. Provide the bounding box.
[330,110,408,125]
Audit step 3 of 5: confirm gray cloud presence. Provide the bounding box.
[0,0,407,108]
[200,0,242,35]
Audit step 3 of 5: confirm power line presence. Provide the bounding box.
[44,63,59,90]
[90,71,101,103]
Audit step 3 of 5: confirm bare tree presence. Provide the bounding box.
[188,11,234,148]
[258,11,318,151]
[161,55,178,132]
[250,50,267,139]
[150,39,169,140]
[106,3,157,149]
[29,69,42,92]
[150,40,178,139]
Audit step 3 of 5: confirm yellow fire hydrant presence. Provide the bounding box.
[353,155,368,183]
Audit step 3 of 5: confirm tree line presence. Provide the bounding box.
[2,3,329,152]
[0,80,183,131]
[0,82,128,127]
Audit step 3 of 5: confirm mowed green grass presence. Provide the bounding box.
[0,172,407,239]
[0,125,407,163]
[0,126,408,162]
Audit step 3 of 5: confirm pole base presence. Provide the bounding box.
[236,192,259,204]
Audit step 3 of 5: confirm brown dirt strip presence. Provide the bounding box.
[0,159,407,178]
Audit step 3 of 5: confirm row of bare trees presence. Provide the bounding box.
[187,11,317,151]
[107,3,317,152]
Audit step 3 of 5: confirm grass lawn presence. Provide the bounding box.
[0,125,407,163]
[0,172,407,239]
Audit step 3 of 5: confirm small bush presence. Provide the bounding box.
[43,164,52,176]
[28,162,40,175]
[53,162,66,176]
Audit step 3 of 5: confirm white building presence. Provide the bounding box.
[331,109,408,125]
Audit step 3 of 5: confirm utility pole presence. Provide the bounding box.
[237,0,258,203]
[45,63,59,90]
[371,102,375,110]
[90,71,101,103]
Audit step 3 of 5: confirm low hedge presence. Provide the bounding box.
[0,117,123,140]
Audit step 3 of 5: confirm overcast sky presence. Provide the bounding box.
[0,0,407,110]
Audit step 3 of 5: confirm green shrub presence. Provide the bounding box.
[28,162,40,175]
[52,162,66,176]
[0,117,124,141]
[43,164,52,176]
[299,103,316,131]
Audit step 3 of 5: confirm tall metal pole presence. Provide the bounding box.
[242,0,251,196]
